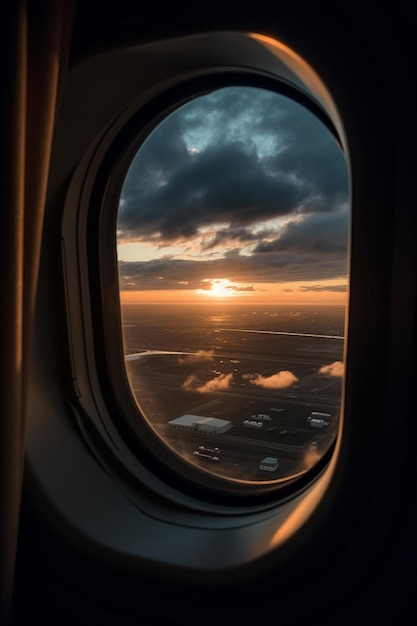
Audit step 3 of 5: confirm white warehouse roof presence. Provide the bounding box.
[168,414,232,433]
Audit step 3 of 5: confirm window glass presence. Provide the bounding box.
[116,86,349,486]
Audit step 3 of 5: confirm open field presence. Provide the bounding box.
[122,303,344,482]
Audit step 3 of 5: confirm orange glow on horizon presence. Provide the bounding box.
[119,284,347,306]
[196,278,239,298]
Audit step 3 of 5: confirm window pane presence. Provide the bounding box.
[117,86,349,487]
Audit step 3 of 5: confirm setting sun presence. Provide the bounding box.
[196,278,236,298]
[117,85,349,309]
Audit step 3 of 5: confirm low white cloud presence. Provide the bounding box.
[243,370,299,389]
[178,349,215,364]
[182,372,233,393]
[319,361,344,377]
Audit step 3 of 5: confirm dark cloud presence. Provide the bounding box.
[254,210,349,255]
[118,245,348,290]
[117,86,349,289]
[119,140,304,242]
[297,284,347,293]
[200,226,275,251]
[118,87,348,245]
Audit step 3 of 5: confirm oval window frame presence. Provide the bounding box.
[84,69,349,506]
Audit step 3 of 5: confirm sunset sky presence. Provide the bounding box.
[117,85,349,305]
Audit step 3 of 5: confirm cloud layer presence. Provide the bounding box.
[117,86,349,292]
[180,361,343,394]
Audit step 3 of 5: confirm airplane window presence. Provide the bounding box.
[116,84,349,493]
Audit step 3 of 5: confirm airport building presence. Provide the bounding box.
[168,414,232,434]
[259,457,279,472]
